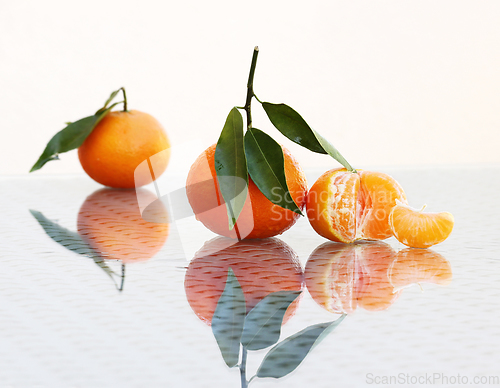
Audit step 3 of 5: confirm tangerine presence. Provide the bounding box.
[78,110,170,188]
[184,237,304,325]
[306,168,407,243]
[389,201,454,248]
[77,188,169,263]
[186,144,307,239]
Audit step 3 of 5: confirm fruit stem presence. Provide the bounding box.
[120,87,128,112]
[244,46,259,131]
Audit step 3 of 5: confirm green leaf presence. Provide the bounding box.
[103,89,121,109]
[262,102,325,153]
[312,130,355,172]
[211,268,246,368]
[262,102,355,172]
[241,290,301,351]
[95,88,122,115]
[30,102,118,173]
[256,314,346,379]
[244,128,302,215]
[214,108,248,229]
[29,209,122,287]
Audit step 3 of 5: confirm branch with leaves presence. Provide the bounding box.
[30,88,128,173]
[211,268,346,387]
[215,47,355,230]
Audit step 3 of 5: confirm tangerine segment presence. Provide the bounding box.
[306,169,407,243]
[389,202,454,248]
[357,171,407,240]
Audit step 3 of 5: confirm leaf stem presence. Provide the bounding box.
[120,87,128,112]
[244,47,259,131]
[119,263,125,292]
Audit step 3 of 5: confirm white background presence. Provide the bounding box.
[1,0,499,176]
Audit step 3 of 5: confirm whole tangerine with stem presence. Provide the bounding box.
[78,110,170,188]
[77,188,169,263]
[184,237,304,325]
[186,144,308,239]
[306,168,407,243]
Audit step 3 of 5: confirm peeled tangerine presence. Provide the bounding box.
[306,168,407,243]
[389,200,454,248]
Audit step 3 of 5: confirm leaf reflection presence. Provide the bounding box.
[241,290,301,351]
[30,209,125,291]
[256,316,345,379]
[212,268,246,368]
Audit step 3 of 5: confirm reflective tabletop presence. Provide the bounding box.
[1,167,499,387]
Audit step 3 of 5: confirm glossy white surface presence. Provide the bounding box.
[0,168,499,387]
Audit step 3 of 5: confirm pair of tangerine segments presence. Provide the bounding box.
[307,168,454,248]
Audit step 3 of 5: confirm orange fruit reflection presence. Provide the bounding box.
[77,188,169,263]
[388,248,452,290]
[306,168,407,243]
[389,202,454,248]
[305,241,400,314]
[186,144,308,239]
[184,237,304,325]
[306,242,452,315]
[78,111,170,188]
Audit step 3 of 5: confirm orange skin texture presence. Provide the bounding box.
[389,203,454,248]
[186,144,308,239]
[184,237,304,325]
[305,241,400,314]
[78,110,170,188]
[77,188,169,263]
[306,168,407,243]
[388,248,452,290]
